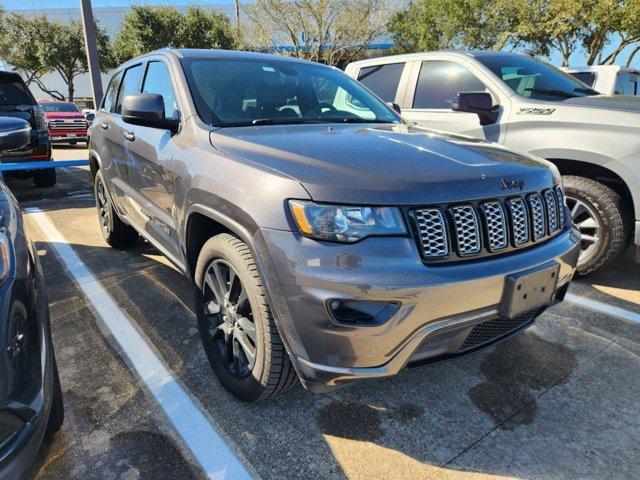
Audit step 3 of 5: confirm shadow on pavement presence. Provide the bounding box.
[27,231,640,479]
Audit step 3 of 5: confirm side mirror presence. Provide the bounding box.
[0,117,31,154]
[387,102,401,115]
[121,94,179,132]
[451,92,498,126]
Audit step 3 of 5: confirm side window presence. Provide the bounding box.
[115,64,144,114]
[102,71,123,113]
[357,63,405,103]
[570,72,597,88]
[142,61,179,119]
[413,61,487,109]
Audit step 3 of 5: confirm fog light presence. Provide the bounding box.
[328,300,400,326]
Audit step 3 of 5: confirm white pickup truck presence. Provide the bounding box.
[563,65,639,96]
[346,51,640,275]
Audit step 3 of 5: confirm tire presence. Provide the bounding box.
[32,168,56,188]
[195,233,298,401]
[45,357,64,439]
[94,169,138,248]
[563,175,631,276]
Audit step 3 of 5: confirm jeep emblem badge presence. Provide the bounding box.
[501,178,525,191]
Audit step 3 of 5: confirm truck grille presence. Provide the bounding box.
[411,188,565,262]
[48,119,87,131]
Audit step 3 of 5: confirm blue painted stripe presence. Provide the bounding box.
[0,159,89,172]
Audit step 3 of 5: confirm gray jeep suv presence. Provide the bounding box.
[89,49,580,401]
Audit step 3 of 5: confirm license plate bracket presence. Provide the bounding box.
[501,263,560,318]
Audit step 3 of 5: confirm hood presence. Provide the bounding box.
[563,95,640,113]
[42,111,85,120]
[209,123,557,205]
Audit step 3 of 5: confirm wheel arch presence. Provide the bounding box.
[88,149,102,182]
[184,204,258,284]
[184,204,306,368]
[548,158,635,222]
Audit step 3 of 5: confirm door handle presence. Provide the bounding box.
[124,131,135,142]
[100,122,109,130]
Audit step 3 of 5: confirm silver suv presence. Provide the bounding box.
[89,49,580,401]
[346,51,640,274]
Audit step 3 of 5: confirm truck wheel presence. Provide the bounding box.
[94,170,138,248]
[32,168,57,188]
[195,233,298,401]
[563,175,630,276]
[45,356,64,439]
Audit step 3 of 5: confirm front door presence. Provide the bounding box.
[401,60,502,142]
[119,60,183,265]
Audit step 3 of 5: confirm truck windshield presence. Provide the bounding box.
[39,103,80,113]
[180,57,400,127]
[476,54,599,101]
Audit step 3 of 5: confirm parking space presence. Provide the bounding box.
[8,148,640,480]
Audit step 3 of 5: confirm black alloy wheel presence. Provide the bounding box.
[202,259,257,378]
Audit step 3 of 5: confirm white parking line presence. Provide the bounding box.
[26,207,252,480]
[566,292,640,325]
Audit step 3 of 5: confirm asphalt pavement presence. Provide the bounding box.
[8,146,640,480]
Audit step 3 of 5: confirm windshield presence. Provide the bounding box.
[180,57,400,127]
[476,54,599,100]
[39,102,80,113]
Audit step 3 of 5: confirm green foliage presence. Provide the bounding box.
[389,0,514,53]
[114,6,236,62]
[0,13,113,100]
[389,0,640,66]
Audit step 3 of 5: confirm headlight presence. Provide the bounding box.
[289,200,406,242]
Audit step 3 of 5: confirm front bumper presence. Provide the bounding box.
[259,225,581,392]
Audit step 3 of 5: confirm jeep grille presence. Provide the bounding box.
[411,188,565,262]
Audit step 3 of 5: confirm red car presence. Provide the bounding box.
[38,100,88,146]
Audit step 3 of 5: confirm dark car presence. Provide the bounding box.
[0,72,56,187]
[89,49,581,402]
[0,117,63,479]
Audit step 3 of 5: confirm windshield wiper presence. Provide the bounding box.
[250,118,323,126]
[523,87,577,98]
[330,118,394,124]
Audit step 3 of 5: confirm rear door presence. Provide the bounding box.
[355,62,409,105]
[92,69,123,188]
[118,59,183,264]
[400,60,502,141]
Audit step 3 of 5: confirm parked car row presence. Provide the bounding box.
[0,46,637,478]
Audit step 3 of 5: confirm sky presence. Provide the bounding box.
[4,0,639,68]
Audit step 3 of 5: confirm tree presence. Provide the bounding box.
[113,6,236,62]
[500,0,640,66]
[389,0,515,54]
[0,14,114,101]
[244,0,389,67]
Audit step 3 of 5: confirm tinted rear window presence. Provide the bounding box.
[570,72,597,88]
[357,63,405,103]
[0,78,33,105]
